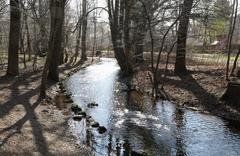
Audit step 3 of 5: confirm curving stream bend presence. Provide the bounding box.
[66,58,240,156]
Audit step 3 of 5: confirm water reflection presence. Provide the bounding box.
[174,107,186,156]
[123,140,130,156]
[86,129,93,147]
[66,58,240,156]
[107,134,112,156]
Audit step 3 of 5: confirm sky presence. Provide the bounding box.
[69,0,108,22]
[95,0,108,22]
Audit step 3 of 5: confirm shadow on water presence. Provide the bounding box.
[174,107,186,156]
[66,58,240,156]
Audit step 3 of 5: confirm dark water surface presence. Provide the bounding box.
[66,58,240,156]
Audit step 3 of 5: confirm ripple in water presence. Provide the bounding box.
[66,58,240,156]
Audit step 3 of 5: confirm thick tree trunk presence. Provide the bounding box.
[48,1,65,81]
[58,49,64,65]
[73,1,82,64]
[40,0,66,97]
[221,81,240,106]
[134,34,145,63]
[58,22,66,65]
[80,0,88,62]
[107,0,132,76]
[133,3,146,63]
[174,0,194,74]
[7,0,21,76]
[38,0,48,55]
[123,0,132,68]
[74,21,82,63]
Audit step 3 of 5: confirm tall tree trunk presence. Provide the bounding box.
[124,0,131,64]
[32,20,38,70]
[107,0,132,76]
[47,1,65,81]
[74,21,82,63]
[80,0,88,62]
[38,0,48,55]
[91,15,97,62]
[58,45,64,65]
[72,1,82,64]
[226,0,238,80]
[133,2,146,63]
[174,0,194,74]
[203,22,208,52]
[58,21,66,65]
[40,0,66,97]
[7,0,21,76]
[20,15,26,69]
[134,29,145,63]
[24,13,32,62]
[230,48,240,76]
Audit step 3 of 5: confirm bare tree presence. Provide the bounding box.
[80,0,88,62]
[91,7,97,62]
[73,1,82,64]
[226,0,238,80]
[38,0,49,56]
[47,0,66,81]
[139,0,179,99]
[40,0,66,97]
[174,0,194,74]
[132,1,147,63]
[7,0,21,76]
[107,0,133,76]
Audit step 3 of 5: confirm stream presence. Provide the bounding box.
[66,58,240,156]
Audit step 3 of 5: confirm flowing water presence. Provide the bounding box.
[66,58,240,156]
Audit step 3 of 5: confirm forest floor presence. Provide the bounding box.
[132,55,240,122]
[0,58,96,155]
[0,53,239,155]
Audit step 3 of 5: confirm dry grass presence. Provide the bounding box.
[132,54,240,121]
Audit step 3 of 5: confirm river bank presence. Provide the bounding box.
[131,59,240,122]
[1,57,240,155]
[0,59,97,155]
[65,58,240,156]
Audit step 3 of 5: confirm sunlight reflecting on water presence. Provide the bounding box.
[66,58,240,156]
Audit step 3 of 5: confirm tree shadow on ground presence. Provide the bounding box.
[0,62,85,155]
[189,69,225,77]
[0,69,52,155]
[164,72,219,111]
[0,60,103,155]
